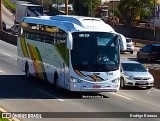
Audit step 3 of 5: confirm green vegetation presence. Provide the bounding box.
[3,0,16,12]
[118,0,154,24]
[0,114,9,121]
[73,0,100,16]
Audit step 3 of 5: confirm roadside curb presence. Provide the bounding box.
[0,107,21,121]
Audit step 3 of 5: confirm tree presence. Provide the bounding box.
[118,0,154,24]
[73,0,100,16]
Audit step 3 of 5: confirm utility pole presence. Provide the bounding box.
[41,0,43,6]
[0,0,2,30]
[112,0,114,29]
[153,0,156,41]
[91,0,92,17]
[65,0,68,15]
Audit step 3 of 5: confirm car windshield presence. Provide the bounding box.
[122,63,147,72]
[152,46,160,52]
[126,38,131,43]
[71,32,120,72]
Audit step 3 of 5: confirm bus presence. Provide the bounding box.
[17,15,126,92]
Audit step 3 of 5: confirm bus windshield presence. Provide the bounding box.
[71,32,120,72]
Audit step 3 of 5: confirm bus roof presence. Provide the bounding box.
[23,15,115,33]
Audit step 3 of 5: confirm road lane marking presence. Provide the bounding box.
[0,70,5,73]
[110,92,133,100]
[2,52,13,57]
[38,89,64,102]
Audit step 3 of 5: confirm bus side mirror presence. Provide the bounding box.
[117,33,126,51]
[67,31,73,50]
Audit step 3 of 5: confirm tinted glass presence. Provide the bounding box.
[122,63,147,72]
[71,32,120,72]
[126,38,131,43]
[152,46,160,52]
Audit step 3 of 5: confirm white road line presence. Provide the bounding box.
[110,92,133,100]
[38,89,64,102]
[2,52,13,57]
[0,70,5,73]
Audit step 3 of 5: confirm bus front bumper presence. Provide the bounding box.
[70,83,119,92]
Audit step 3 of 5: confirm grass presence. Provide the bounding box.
[3,0,16,12]
[0,115,9,121]
[134,42,145,47]
[0,118,9,121]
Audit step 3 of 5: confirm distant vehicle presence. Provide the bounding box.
[121,38,134,54]
[17,15,127,92]
[15,3,44,23]
[120,60,154,89]
[137,44,160,62]
[11,24,19,35]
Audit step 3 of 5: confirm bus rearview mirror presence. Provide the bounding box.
[67,32,73,50]
[116,33,127,51]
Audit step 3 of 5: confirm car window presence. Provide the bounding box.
[152,46,160,52]
[142,45,151,52]
[121,63,147,72]
[126,38,131,43]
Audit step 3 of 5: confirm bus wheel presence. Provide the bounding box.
[54,73,60,90]
[25,63,31,79]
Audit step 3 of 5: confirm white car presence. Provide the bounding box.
[121,38,134,54]
[120,60,154,89]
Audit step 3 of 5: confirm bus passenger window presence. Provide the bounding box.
[45,36,54,45]
[36,35,44,42]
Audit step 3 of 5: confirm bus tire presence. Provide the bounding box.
[54,72,60,90]
[25,63,31,79]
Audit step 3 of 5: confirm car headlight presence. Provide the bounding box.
[125,75,133,80]
[70,76,83,83]
[110,77,119,83]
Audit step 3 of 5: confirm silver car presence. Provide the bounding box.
[120,60,154,89]
[121,38,134,54]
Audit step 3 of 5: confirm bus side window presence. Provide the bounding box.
[25,33,30,39]
[45,36,54,45]
[30,34,35,40]
[56,29,67,44]
[36,34,44,43]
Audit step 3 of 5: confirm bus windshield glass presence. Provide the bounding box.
[71,32,120,72]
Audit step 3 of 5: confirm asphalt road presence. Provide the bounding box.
[0,40,160,121]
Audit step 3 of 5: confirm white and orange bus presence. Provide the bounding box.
[17,15,126,92]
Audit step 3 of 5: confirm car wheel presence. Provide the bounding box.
[137,53,141,61]
[54,73,60,90]
[130,51,133,54]
[120,77,126,89]
[146,86,152,89]
[148,55,152,63]
[25,63,31,79]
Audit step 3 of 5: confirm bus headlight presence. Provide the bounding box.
[110,78,119,83]
[70,77,83,83]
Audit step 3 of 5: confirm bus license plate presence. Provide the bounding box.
[93,85,101,88]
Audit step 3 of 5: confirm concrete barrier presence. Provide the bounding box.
[0,30,17,46]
